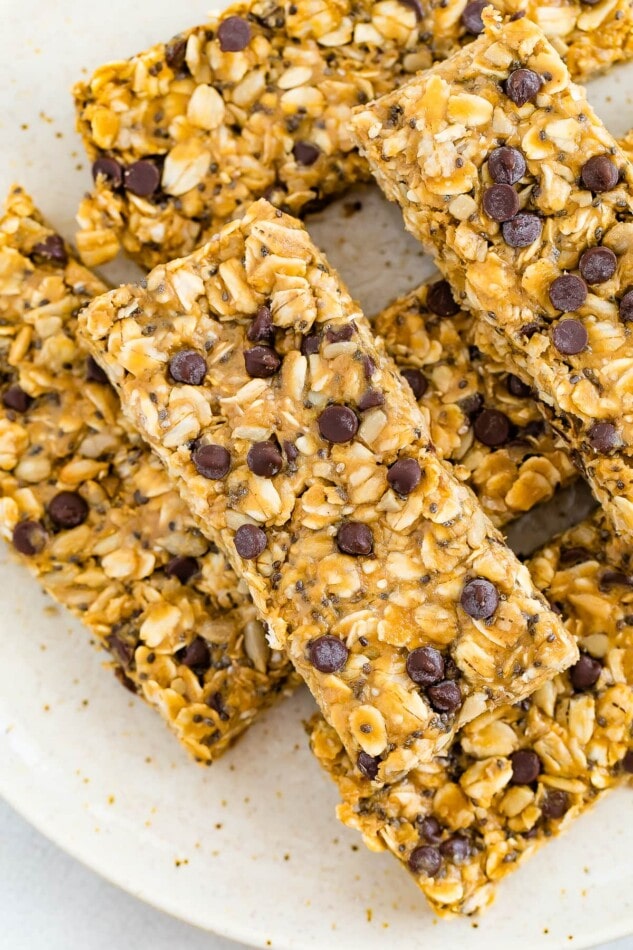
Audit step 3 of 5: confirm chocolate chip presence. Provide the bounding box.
[387,458,421,495]
[92,157,123,188]
[502,212,542,247]
[165,555,200,583]
[459,392,484,418]
[461,577,499,619]
[292,142,320,166]
[244,345,281,378]
[357,751,381,780]
[510,749,541,785]
[600,570,633,589]
[12,520,47,556]
[247,441,283,477]
[570,654,602,691]
[427,280,459,316]
[587,421,620,453]
[406,646,445,686]
[473,408,511,446]
[283,440,298,462]
[427,680,462,713]
[541,789,569,820]
[217,15,251,52]
[408,844,441,876]
[180,636,210,671]
[192,443,231,479]
[86,356,109,384]
[326,325,354,344]
[488,146,526,185]
[358,389,385,411]
[559,546,591,565]
[169,349,207,385]
[31,234,67,266]
[301,333,320,356]
[234,523,267,559]
[581,155,619,193]
[247,305,274,343]
[461,0,487,34]
[579,246,617,285]
[549,274,587,313]
[337,522,374,556]
[439,835,471,864]
[165,38,188,71]
[123,160,161,197]
[3,385,32,412]
[48,491,88,529]
[506,373,531,398]
[552,319,588,355]
[308,635,349,673]
[622,750,633,773]
[505,68,541,106]
[620,289,633,322]
[317,405,359,443]
[483,183,520,222]
[418,816,443,844]
[402,368,427,400]
[362,355,376,379]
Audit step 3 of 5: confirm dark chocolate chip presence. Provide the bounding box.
[123,160,161,197]
[247,305,274,343]
[510,749,541,785]
[506,373,531,398]
[337,522,374,556]
[439,835,471,864]
[461,577,499,619]
[326,324,354,344]
[459,392,484,418]
[502,212,542,247]
[357,751,381,780]
[570,654,602,691]
[549,274,587,312]
[12,520,47,556]
[180,636,210,671]
[283,440,299,462]
[427,680,462,713]
[620,289,633,322]
[165,555,200,583]
[317,405,359,443]
[86,356,109,384]
[234,523,267,559]
[31,234,68,266]
[3,385,32,412]
[427,280,459,316]
[581,155,619,193]
[587,421,620,453]
[169,349,207,385]
[92,157,124,188]
[402,368,428,400]
[192,443,231,479]
[292,142,321,166]
[541,789,570,820]
[301,333,321,356]
[505,68,542,106]
[551,319,588,355]
[408,844,441,876]
[308,635,349,673]
[418,816,443,844]
[363,356,376,379]
[600,570,633,589]
[579,246,617,285]
[247,441,283,477]
[217,15,251,52]
[559,546,592,565]
[622,750,633,773]
[165,38,188,71]
[461,0,487,34]
[406,646,445,687]
[244,345,281,378]
[473,408,511,446]
[482,183,520,222]
[387,458,421,495]
[488,146,526,185]
[48,491,89,529]
[358,389,385,411]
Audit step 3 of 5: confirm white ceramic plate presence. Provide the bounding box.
[2,3,633,947]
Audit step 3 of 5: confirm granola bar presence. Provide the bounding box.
[79,198,576,783]
[73,0,633,270]
[351,14,633,547]
[310,509,633,916]
[0,185,296,763]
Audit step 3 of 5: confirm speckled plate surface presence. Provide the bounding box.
[1,3,633,947]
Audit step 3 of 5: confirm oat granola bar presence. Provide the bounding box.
[0,185,296,762]
[351,14,633,547]
[73,0,633,270]
[79,198,576,783]
[310,510,633,916]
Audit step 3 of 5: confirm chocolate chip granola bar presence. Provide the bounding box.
[73,0,633,269]
[0,185,296,762]
[310,510,633,916]
[79,197,576,783]
[351,13,633,547]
